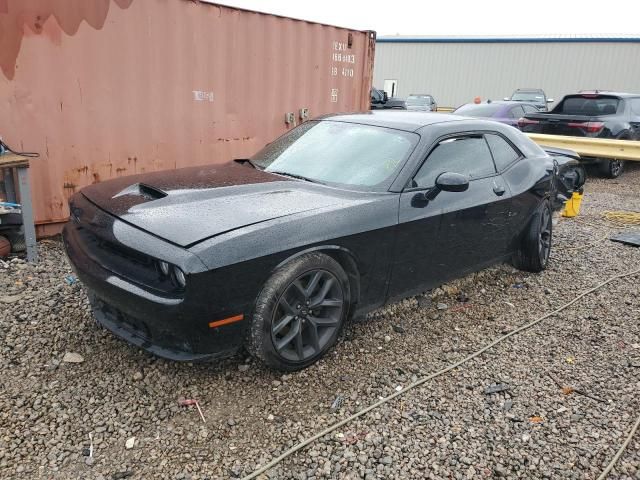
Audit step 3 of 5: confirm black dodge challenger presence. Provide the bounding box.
[63,112,585,370]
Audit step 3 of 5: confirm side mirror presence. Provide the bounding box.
[417,172,469,204]
[383,92,389,102]
[547,98,554,103]
[503,97,510,101]
[436,172,469,192]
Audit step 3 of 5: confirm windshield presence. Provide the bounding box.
[251,121,418,189]
[454,103,503,117]
[512,91,544,102]
[558,96,620,115]
[406,95,432,106]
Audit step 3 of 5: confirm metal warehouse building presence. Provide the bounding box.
[373,35,640,109]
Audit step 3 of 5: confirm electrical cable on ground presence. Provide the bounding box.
[559,210,640,251]
[603,210,640,226]
[596,413,640,480]
[242,266,640,480]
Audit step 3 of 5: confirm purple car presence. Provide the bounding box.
[453,101,540,128]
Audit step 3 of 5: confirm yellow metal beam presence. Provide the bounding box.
[526,133,640,162]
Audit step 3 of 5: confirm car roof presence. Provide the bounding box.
[457,100,537,108]
[408,93,433,96]
[514,88,544,92]
[317,111,473,132]
[569,91,640,98]
[488,100,536,105]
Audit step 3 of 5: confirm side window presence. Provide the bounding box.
[485,134,521,171]
[413,136,496,188]
[631,98,640,116]
[509,105,525,118]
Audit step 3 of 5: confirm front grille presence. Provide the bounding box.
[73,223,177,294]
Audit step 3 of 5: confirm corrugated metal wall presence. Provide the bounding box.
[0,0,375,233]
[373,41,640,108]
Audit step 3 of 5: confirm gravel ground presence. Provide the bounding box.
[1,164,639,480]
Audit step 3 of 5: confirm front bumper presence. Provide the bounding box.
[87,291,218,362]
[62,195,245,362]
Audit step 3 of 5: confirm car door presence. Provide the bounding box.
[388,133,512,300]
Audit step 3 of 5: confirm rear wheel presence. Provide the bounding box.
[512,201,553,273]
[247,252,350,371]
[599,158,624,179]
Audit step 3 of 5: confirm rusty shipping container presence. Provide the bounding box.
[0,0,376,235]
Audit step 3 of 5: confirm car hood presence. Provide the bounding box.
[80,162,346,247]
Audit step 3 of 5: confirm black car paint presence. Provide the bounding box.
[63,112,576,362]
[520,92,640,143]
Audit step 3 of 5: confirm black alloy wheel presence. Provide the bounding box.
[538,205,552,267]
[609,159,624,178]
[247,252,351,371]
[600,158,624,178]
[512,200,553,273]
[271,270,344,362]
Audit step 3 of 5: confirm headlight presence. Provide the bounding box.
[158,261,170,276]
[173,267,186,288]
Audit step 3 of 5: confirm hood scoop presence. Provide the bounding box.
[113,183,168,201]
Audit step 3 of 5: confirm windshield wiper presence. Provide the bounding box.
[268,170,324,184]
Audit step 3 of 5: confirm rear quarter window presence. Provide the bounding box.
[510,129,546,158]
[485,134,520,171]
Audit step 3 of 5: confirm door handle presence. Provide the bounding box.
[493,184,506,196]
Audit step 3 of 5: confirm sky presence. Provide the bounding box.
[215,0,640,36]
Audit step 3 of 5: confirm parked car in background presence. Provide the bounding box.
[519,91,640,178]
[506,88,553,111]
[405,94,437,112]
[370,88,406,109]
[63,112,585,371]
[453,101,540,127]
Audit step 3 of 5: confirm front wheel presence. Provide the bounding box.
[247,252,350,371]
[599,158,624,179]
[512,201,553,273]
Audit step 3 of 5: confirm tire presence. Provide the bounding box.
[599,158,624,179]
[512,201,553,273]
[5,229,26,253]
[247,252,350,371]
